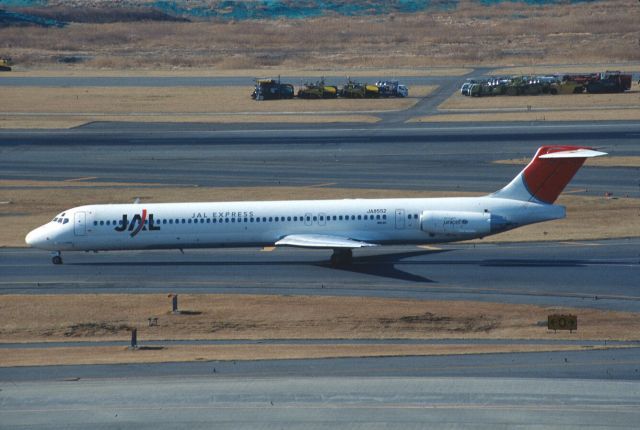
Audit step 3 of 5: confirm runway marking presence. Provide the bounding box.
[305,182,337,188]
[5,401,640,414]
[562,188,588,194]
[261,246,276,252]
[557,241,602,247]
[417,245,442,250]
[64,176,97,182]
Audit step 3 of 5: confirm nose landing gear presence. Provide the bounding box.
[51,251,63,265]
[330,248,353,267]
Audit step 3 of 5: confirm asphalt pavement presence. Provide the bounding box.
[2,239,639,311]
[2,352,640,429]
[1,122,639,196]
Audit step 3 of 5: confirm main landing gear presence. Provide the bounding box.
[51,251,63,265]
[330,248,353,267]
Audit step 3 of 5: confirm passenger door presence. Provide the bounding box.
[395,209,405,229]
[74,212,86,236]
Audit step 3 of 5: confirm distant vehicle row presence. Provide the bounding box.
[252,78,408,100]
[460,71,633,97]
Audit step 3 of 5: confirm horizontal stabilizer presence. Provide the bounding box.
[276,234,377,249]
[539,148,607,159]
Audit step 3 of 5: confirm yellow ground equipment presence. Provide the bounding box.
[297,79,338,99]
[0,57,12,71]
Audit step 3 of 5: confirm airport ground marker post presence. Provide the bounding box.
[547,314,577,333]
[130,328,138,349]
[169,293,179,314]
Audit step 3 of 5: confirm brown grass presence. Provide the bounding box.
[2,68,471,77]
[411,109,640,123]
[0,0,637,70]
[1,182,638,247]
[2,294,638,343]
[439,83,640,111]
[495,156,640,168]
[491,64,640,75]
[0,114,380,129]
[0,344,603,367]
[0,86,435,114]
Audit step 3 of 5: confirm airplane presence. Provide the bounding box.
[25,145,605,266]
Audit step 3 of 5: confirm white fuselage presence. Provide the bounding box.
[26,196,565,252]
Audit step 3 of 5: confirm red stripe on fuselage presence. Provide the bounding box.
[130,209,147,237]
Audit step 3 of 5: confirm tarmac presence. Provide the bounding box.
[2,118,640,428]
[2,239,639,311]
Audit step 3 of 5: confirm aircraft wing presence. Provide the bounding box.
[275,234,378,249]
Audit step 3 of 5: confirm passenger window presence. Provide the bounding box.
[182,219,186,224]
[351,215,355,220]
[414,214,418,219]
[313,216,317,221]
[225,218,229,223]
[275,217,279,222]
[383,214,387,220]
[287,216,292,221]
[93,221,98,226]
[333,216,337,221]
[357,215,362,220]
[376,215,380,220]
[363,215,367,220]
[407,214,411,219]
[99,221,104,226]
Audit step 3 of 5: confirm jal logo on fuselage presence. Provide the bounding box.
[114,209,160,237]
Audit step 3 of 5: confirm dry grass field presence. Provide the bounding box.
[3,294,637,343]
[412,109,640,123]
[0,1,637,70]
[0,85,435,128]
[491,64,640,76]
[2,67,472,77]
[1,86,435,114]
[417,81,640,122]
[2,344,602,367]
[1,293,636,366]
[2,180,638,247]
[439,84,640,111]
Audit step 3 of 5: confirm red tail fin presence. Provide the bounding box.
[492,146,606,204]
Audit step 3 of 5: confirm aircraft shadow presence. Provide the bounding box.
[315,249,453,283]
[71,249,450,283]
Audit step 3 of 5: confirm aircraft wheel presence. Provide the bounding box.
[52,255,63,265]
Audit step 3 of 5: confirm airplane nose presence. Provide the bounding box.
[25,227,47,248]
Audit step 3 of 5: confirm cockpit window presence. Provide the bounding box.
[53,217,58,222]
[63,218,69,224]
